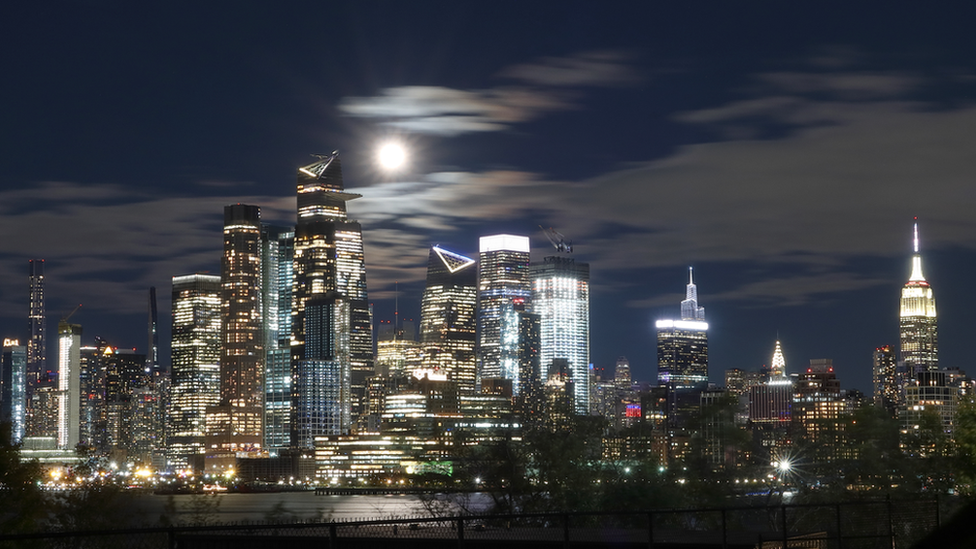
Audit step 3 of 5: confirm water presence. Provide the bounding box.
[132,491,491,525]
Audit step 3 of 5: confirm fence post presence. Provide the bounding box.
[168,527,177,549]
[647,512,654,549]
[329,521,337,549]
[563,513,570,549]
[781,504,788,549]
[457,516,465,549]
[935,494,941,527]
[835,503,843,549]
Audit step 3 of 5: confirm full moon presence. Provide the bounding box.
[377,142,407,171]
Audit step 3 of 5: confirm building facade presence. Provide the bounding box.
[167,274,222,471]
[477,234,531,388]
[420,246,478,394]
[657,268,708,389]
[1,340,27,444]
[530,256,590,415]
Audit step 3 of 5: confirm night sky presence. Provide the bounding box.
[3,2,976,393]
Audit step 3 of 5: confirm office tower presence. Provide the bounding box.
[656,268,708,389]
[146,288,167,467]
[873,345,901,418]
[420,246,478,393]
[614,356,631,389]
[498,298,540,398]
[102,345,149,459]
[901,370,957,450]
[769,341,788,382]
[531,256,590,414]
[78,343,103,450]
[263,225,294,451]
[56,319,81,450]
[477,235,531,387]
[900,220,938,374]
[27,259,46,390]
[168,274,221,471]
[1,340,27,444]
[292,152,373,429]
[793,359,846,463]
[293,294,350,447]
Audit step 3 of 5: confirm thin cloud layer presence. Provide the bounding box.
[338,51,635,136]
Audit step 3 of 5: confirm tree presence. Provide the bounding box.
[0,422,48,534]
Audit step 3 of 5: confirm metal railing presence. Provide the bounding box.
[0,497,944,549]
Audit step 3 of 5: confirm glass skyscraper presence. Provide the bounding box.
[420,246,478,394]
[1,341,26,444]
[900,220,938,374]
[656,268,708,389]
[27,259,46,391]
[292,153,372,433]
[477,234,531,388]
[167,274,221,470]
[530,256,590,414]
[263,225,294,450]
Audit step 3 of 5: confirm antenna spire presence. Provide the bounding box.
[913,217,919,254]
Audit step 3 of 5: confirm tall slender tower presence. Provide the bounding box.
[27,259,46,390]
[656,268,709,389]
[263,225,294,450]
[56,318,81,450]
[531,256,590,414]
[205,204,264,470]
[420,246,478,393]
[477,235,531,387]
[899,219,938,374]
[292,152,372,436]
[168,274,221,471]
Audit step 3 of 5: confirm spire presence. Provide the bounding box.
[909,217,926,282]
[680,266,705,320]
[771,340,786,378]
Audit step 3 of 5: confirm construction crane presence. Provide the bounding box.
[61,304,82,323]
[540,225,573,253]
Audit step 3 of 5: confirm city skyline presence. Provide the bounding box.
[3,4,976,393]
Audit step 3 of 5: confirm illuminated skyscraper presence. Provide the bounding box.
[531,256,590,414]
[263,225,294,450]
[56,319,81,450]
[498,298,540,397]
[27,259,46,390]
[900,220,938,374]
[420,246,478,393]
[873,345,901,418]
[205,205,265,471]
[292,153,373,429]
[477,235,531,386]
[168,274,221,471]
[656,268,708,389]
[1,340,27,444]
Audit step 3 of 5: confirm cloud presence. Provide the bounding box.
[337,51,635,136]
[497,51,640,87]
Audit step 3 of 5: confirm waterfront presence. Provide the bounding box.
[130,491,491,525]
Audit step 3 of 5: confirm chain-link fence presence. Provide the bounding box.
[0,497,945,549]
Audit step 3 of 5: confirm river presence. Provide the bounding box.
[129,491,492,525]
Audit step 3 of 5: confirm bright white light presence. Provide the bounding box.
[377,142,407,171]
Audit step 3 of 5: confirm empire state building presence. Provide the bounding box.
[899,220,938,374]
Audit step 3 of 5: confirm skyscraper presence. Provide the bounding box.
[168,274,221,471]
[1,340,27,444]
[900,220,938,374]
[531,256,590,414]
[292,153,373,429]
[656,268,708,389]
[873,345,900,418]
[205,204,265,470]
[56,318,81,450]
[498,297,540,397]
[420,246,478,394]
[293,294,350,446]
[477,235,531,387]
[263,225,294,451]
[27,259,46,390]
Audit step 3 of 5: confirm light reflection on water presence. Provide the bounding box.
[135,492,492,524]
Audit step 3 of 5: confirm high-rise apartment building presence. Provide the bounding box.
[1,340,27,444]
[292,153,373,430]
[793,359,846,463]
[531,256,590,414]
[498,298,540,398]
[420,246,478,394]
[657,268,708,389]
[900,220,938,374]
[168,274,221,471]
[477,235,531,387]
[56,319,82,450]
[27,259,46,390]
